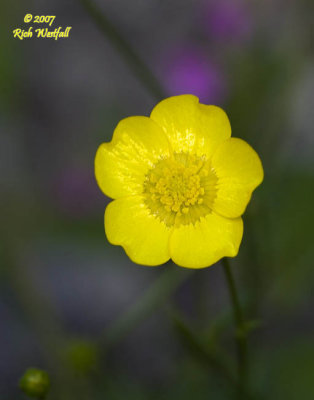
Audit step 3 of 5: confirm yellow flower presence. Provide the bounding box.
[95,95,263,269]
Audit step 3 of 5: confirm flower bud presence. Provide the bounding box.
[19,368,50,399]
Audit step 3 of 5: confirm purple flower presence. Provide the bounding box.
[160,45,227,104]
[203,0,252,43]
[53,165,103,218]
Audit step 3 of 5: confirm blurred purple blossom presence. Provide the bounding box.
[160,45,227,104]
[53,165,103,218]
[202,0,252,43]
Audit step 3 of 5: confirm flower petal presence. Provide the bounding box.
[212,138,264,218]
[105,196,172,266]
[150,95,231,158]
[95,116,170,199]
[169,212,243,269]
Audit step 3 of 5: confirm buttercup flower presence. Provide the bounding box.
[95,95,263,268]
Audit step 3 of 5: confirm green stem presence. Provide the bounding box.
[222,258,248,398]
[78,0,166,100]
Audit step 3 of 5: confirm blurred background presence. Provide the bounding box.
[1,0,314,399]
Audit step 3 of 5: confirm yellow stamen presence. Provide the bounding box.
[144,153,218,226]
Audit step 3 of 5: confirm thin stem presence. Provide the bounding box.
[78,0,166,101]
[222,258,248,398]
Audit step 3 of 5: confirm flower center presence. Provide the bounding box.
[144,153,218,226]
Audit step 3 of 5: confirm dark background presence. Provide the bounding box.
[1,0,314,399]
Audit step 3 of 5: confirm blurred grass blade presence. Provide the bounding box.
[79,0,166,100]
[168,307,262,399]
[168,306,236,386]
[103,265,193,348]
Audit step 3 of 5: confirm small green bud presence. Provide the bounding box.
[19,368,50,399]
